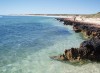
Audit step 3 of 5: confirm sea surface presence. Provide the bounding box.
[0,16,100,73]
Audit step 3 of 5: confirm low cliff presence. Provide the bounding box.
[51,18,100,62]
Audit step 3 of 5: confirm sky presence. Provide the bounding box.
[0,0,100,15]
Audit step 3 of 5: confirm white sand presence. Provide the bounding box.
[71,16,100,25]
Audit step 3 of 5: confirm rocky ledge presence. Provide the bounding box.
[51,18,100,62]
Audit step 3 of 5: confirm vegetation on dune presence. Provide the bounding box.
[84,12,100,18]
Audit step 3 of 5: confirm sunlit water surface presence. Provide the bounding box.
[0,16,100,73]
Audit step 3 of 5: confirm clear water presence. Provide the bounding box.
[0,16,100,73]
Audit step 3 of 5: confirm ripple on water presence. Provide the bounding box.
[0,16,100,73]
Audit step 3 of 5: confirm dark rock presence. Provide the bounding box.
[52,37,100,62]
[54,18,100,62]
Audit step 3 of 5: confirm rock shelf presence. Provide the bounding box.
[51,18,100,62]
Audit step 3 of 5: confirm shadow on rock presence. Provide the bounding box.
[50,37,100,65]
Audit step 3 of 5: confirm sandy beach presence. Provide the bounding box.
[59,16,100,28]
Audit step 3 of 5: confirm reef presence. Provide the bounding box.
[51,18,100,62]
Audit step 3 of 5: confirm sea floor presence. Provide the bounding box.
[0,16,100,73]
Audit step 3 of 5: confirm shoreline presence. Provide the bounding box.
[3,15,68,18]
[51,17,100,63]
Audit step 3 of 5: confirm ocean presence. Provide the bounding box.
[0,16,100,73]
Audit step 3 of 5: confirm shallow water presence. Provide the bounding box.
[0,16,100,73]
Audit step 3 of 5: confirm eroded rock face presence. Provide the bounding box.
[52,18,100,62]
[51,36,100,62]
[56,18,100,38]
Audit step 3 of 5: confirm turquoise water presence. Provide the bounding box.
[0,16,100,73]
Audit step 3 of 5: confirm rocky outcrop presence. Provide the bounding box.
[56,18,100,38]
[51,37,100,62]
[51,18,100,62]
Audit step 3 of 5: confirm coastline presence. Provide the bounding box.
[51,17,100,63]
[5,15,100,62]
[5,14,68,18]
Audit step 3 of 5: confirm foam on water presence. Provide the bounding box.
[0,16,100,73]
